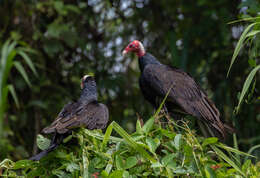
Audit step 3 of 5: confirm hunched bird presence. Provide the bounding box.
[30,75,109,161]
[122,40,233,139]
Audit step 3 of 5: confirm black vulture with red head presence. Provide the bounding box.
[123,40,233,139]
[30,75,109,161]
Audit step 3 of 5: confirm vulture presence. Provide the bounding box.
[30,75,109,161]
[122,40,233,139]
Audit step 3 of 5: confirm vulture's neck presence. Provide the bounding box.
[138,53,161,72]
[79,80,98,104]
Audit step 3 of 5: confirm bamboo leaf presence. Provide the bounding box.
[217,143,255,157]
[235,65,260,112]
[227,23,258,77]
[246,30,260,37]
[17,50,38,77]
[102,124,113,150]
[211,145,245,176]
[7,84,20,108]
[111,121,156,163]
[13,61,32,87]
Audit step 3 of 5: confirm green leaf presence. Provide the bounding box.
[102,124,113,150]
[65,162,80,173]
[13,160,33,169]
[205,165,217,178]
[36,134,51,150]
[111,121,156,163]
[246,30,260,37]
[109,170,124,178]
[235,65,260,112]
[17,50,38,77]
[0,159,15,169]
[146,137,160,153]
[162,153,176,166]
[227,22,259,77]
[248,59,256,67]
[142,117,154,134]
[151,161,163,168]
[242,160,251,174]
[13,61,32,87]
[115,155,124,170]
[202,137,218,147]
[211,145,245,176]
[217,143,255,157]
[124,156,138,169]
[136,119,142,134]
[7,84,19,108]
[173,134,182,150]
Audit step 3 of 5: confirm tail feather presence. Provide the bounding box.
[42,125,56,134]
[29,143,58,161]
[199,96,226,139]
[29,132,67,161]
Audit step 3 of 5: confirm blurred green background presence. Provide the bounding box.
[0,0,259,161]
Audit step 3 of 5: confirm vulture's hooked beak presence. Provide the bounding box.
[122,50,127,56]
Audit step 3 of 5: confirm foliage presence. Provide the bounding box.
[0,39,37,158]
[227,15,260,113]
[1,116,259,178]
[0,0,259,163]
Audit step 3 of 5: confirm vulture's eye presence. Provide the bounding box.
[129,44,134,48]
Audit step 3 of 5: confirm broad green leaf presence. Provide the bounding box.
[162,153,176,166]
[36,134,51,150]
[202,137,218,147]
[13,61,32,87]
[7,84,19,108]
[13,160,33,169]
[115,155,124,170]
[151,161,163,168]
[235,65,260,112]
[91,157,106,169]
[109,170,124,178]
[65,162,80,172]
[143,117,154,134]
[173,134,182,150]
[227,23,258,77]
[124,156,138,169]
[146,137,160,153]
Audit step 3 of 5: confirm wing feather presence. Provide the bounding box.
[142,64,226,138]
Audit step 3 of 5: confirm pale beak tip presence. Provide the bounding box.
[122,50,127,56]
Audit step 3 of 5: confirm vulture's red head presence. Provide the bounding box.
[122,40,145,57]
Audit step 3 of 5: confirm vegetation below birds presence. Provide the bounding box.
[1,110,259,177]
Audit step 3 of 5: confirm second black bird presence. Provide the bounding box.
[30,75,109,161]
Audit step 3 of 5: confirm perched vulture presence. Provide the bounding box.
[30,75,109,161]
[122,40,233,139]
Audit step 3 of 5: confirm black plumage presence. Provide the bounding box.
[123,40,233,139]
[30,75,109,161]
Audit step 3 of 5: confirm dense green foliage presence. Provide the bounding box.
[1,117,259,177]
[0,0,259,175]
